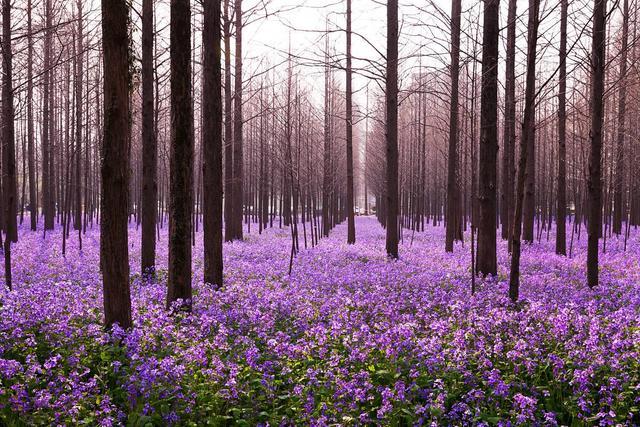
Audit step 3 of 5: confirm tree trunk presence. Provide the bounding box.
[345,0,356,244]
[231,0,244,240]
[141,0,157,275]
[509,0,539,302]
[101,0,132,329]
[223,0,234,242]
[587,0,606,288]
[202,0,224,287]
[385,0,399,259]
[556,0,568,255]
[42,0,54,230]
[167,0,193,308]
[502,0,516,242]
[2,0,17,290]
[27,0,37,231]
[613,0,628,235]
[74,1,83,232]
[477,0,499,276]
[445,0,462,252]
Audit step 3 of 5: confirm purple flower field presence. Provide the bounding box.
[0,217,639,425]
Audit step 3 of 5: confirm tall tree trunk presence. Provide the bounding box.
[556,0,568,255]
[202,0,224,287]
[613,0,628,235]
[27,0,37,231]
[74,1,83,231]
[588,0,606,288]
[167,0,194,308]
[42,0,54,230]
[502,0,516,241]
[141,0,157,275]
[231,0,244,240]
[509,0,539,302]
[385,0,399,259]
[445,0,462,252]
[2,0,17,291]
[223,0,233,242]
[345,0,356,244]
[101,0,132,329]
[477,0,499,276]
[322,25,331,237]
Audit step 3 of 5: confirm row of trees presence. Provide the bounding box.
[0,0,635,325]
[368,0,634,301]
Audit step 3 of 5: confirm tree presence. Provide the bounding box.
[345,0,356,244]
[101,0,132,329]
[223,0,234,242]
[2,0,17,290]
[141,0,157,275]
[322,23,332,238]
[167,0,194,308]
[27,0,37,232]
[587,0,606,288]
[74,0,84,232]
[509,0,539,302]
[202,0,224,287]
[501,0,516,242]
[445,0,463,252]
[556,0,568,255]
[386,0,399,259]
[42,0,54,231]
[231,0,244,241]
[476,0,499,276]
[613,0,629,235]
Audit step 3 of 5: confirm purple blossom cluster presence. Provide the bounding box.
[0,217,638,425]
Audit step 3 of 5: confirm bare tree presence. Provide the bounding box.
[167,0,194,308]
[2,0,17,290]
[587,0,606,288]
[346,0,356,245]
[445,0,463,252]
[556,0,568,255]
[141,0,157,275]
[613,0,629,235]
[202,0,224,287]
[101,0,132,328]
[231,0,244,241]
[502,0,516,242]
[509,0,540,302]
[386,0,399,259]
[476,0,499,276]
[27,0,37,232]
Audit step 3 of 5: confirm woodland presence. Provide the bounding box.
[0,0,639,425]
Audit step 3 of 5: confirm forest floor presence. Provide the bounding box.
[0,217,639,426]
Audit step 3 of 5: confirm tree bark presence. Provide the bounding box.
[167,0,193,308]
[587,0,606,288]
[509,0,539,302]
[101,0,132,329]
[613,0,628,235]
[74,1,83,232]
[141,0,157,275]
[42,0,54,231]
[345,0,356,244]
[445,0,463,252]
[385,0,399,259]
[556,0,568,255]
[27,0,37,231]
[223,0,234,242]
[231,0,244,240]
[501,0,516,242]
[477,0,499,276]
[2,0,17,291]
[202,0,224,287]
